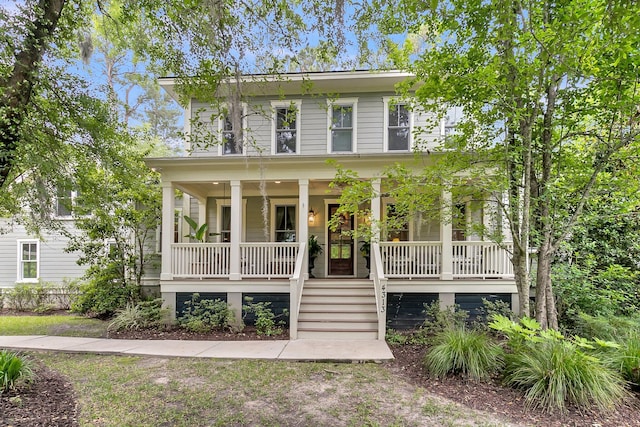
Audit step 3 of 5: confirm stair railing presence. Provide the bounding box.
[371,242,388,341]
[288,241,306,340]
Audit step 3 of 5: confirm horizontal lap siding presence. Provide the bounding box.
[0,224,86,287]
[299,98,328,155]
[357,95,385,153]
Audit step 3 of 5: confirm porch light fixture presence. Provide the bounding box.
[308,209,316,225]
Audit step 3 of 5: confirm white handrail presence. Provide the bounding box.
[289,241,306,340]
[371,243,388,341]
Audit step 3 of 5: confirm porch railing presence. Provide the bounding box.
[379,241,442,278]
[371,243,388,341]
[379,241,513,279]
[240,242,300,278]
[171,243,231,278]
[288,241,306,340]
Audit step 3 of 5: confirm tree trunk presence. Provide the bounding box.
[0,0,66,188]
[512,244,530,317]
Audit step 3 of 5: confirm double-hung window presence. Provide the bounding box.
[56,188,81,217]
[383,97,412,152]
[270,200,297,242]
[219,103,247,156]
[328,98,358,153]
[17,240,39,282]
[271,100,301,154]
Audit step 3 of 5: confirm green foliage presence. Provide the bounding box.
[71,271,140,319]
[0,351,33,393]
[421,301,468,335]
[553,263,639,329]
[0,289,4,309]
[385,329,408,346]
[184,216,209,242]
[423,329,503,381]
[108,299,170,332]
[4,283,51,312]
[490,316,629,412]
[308,235,323,258]
[179,294,235,333]
[611,335,640,386]
[242,298,288,336]
[572,313,640,342]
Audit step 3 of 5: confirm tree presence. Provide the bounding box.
[354,0,640,327]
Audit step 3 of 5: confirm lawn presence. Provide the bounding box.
[0,314,108,337]
[37,352,509,427]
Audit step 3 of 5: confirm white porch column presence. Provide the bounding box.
[160,182,175,280]
[440,189,454,280]
[298,179,309,279]
[229,180,242,280]
[371,178,381,243]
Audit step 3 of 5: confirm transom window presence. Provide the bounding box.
[383,97,412,152]
[272,100,301,154]
[327,98,358,153]
[17,240,39,282]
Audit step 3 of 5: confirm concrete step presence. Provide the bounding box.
[297,330,379,340]
[298,311,377,322]
[299,303,376,313]
[304,280,373,289]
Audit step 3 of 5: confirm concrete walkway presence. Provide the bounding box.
[0,335,394,362]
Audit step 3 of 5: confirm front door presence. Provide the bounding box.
[328,204,354,276]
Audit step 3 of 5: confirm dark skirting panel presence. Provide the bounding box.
[242,293,290,326]
[176,292,227,318]
[386,293,439,330]
[454,293,512,321]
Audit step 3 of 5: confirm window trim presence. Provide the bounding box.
[55,189,80,219]
[271,99,302,155]
[215,199,247,242]
[326,98,358,154]
[16,239,40,283]
[269,199,298,242]
[217,103,248,156]
[383,97,413,152]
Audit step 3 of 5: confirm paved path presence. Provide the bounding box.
[0,335,394,362]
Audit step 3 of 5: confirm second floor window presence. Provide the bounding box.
[272,100,301,154]
[328,98,358,153]
[388,103,410,151]
[222,115,242,155]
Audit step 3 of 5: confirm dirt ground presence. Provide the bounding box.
[2,326,639,426]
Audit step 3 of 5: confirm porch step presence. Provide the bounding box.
[296,279,379,340]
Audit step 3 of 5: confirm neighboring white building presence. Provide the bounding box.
[148,70,518,340]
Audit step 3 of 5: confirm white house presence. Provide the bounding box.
[147,70,518,340]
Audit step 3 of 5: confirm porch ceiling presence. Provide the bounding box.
[176,179,340,200]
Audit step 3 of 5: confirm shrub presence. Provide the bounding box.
[108,299,171,332]
[0,289,4,309]
[71,278,140,318]
[597,334,640,386]
[179,294,235,333]
[5,284,42,311]
[0,351,34,393]
[491,315,629,412]
[242,298,287,336]
[421,301,468,335]
[423,328,503,381]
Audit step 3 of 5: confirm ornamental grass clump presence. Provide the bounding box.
[491,315,629,412]
[0,351,34,393]
[423,328,503,381]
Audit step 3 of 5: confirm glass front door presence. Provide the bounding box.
[328,204,354,276]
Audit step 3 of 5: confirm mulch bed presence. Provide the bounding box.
[0,361,78,427]
[388,343,640,427]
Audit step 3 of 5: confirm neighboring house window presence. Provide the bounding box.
[271,100,301,154]
[56,188,81,217]
[327,98,358,153]
[383,97,412,151]
[219,103,247,156]
[17,240,39,282]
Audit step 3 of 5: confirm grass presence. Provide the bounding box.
[0,315,108,337]
[32,352,514,427]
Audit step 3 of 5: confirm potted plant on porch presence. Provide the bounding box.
[308,235,323,278]
[359,240,371,274]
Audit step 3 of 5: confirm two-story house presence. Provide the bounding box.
[147,70,518,340]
